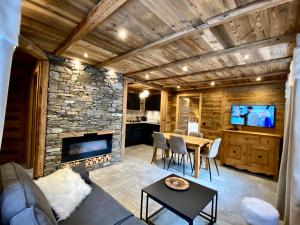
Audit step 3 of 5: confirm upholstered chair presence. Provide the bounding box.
[167,135,193,176]
[152,132,169,168]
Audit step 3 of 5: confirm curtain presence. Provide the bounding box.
[276,33,300,225]
[0,0,21,147]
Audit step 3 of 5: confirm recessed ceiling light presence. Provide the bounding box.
[118,28,127,41]
[83,53,88,58]
[182,66,188,72]
[145,74,149,79]
[177,85,181,89]
[210,81,215,86]
[256,77,262,81]
[244,54,250,60]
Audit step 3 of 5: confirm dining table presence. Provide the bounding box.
[152,132,213,178]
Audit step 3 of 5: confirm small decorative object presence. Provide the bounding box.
[165,176,189,191]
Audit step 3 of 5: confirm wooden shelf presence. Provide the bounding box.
[59,130,115,138]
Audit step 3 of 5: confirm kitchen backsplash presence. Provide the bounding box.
[127,109,160,124]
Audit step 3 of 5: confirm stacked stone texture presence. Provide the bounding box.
[44,55,124,175]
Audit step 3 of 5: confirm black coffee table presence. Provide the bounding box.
[140,174,218,225]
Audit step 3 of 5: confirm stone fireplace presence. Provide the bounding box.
[44,55,124,175]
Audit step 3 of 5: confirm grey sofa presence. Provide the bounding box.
[0,162,145,225]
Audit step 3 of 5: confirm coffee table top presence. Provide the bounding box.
[142,174,217,221]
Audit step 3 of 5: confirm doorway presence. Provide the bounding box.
[0,49,48,177]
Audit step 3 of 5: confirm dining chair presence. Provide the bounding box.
[151,132,169,168]
[200,138,222,182]
[167,135,193,176]
[189,132,203,138]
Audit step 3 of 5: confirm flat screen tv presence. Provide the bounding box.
[230,105,275,128]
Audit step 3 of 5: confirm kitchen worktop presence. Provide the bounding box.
[126,121,160,125]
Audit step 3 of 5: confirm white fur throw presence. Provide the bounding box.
[241,197,279,225]
[35,168,92,221]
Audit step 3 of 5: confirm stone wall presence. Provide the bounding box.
[44,55,124,175]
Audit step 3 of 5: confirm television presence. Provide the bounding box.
[230,105,275,128]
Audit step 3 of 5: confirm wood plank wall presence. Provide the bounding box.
[165,83,285,139]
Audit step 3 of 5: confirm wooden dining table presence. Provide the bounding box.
[152,132,213,178]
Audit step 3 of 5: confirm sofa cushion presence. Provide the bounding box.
[58,183,133,225]
[35,168,92,221]
[10,206,38,225]
[0,162,57,225]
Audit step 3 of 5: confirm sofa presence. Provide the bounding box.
[0,162,145,225]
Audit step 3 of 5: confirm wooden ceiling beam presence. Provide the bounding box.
[124,77,164,90]
[19,35,48,60]
[164,71,288,88]
[177,79,286,91]
[55,0,127,56]
[128,33,295,78]
[148,56,292,83]
[96,0,292,68]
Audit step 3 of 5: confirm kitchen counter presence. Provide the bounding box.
[125,122,160,147]
[126,121,160,125]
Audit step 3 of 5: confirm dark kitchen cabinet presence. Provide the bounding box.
[145,94,160,111]
[127,93,140,110]
[125,123,160,147]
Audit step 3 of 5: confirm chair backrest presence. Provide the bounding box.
[174,129,185,135]
[208,138,222,158]
[189,132,203,138]
[170,135,187,154]
[153,132,168,150]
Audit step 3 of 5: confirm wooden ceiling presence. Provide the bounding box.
[20,0,300,91]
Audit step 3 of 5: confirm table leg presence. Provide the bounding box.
[194,146,200,178]
[140,191,143,219]
[146,195,149,222]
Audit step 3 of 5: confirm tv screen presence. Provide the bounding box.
[230,105,275,128]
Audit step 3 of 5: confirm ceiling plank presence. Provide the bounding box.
[55,0,127,55]
[19,35,48,60]
[148,56,292,83]
[177,79,286,91]
[165,71,288,87]
[130,33,295,79]
[96,0,292,68]
[124,77,164,90]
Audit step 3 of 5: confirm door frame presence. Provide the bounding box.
[175,93,202,133]
[29,60,49,178]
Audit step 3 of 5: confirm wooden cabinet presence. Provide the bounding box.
[127,93,140,110]
[145,94,161,111]
[125,123,160,147]
[220,130,281,180]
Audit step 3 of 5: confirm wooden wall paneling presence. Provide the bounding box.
[166,92,177,132]
[159,90,168,132]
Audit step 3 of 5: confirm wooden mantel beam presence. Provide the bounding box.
[55,0,127,55]
[128,33,295,78]
[96,0,292,68]
[148,57,292,83]
[19,35,48,60]
[164,71,289,88]
[124,77,164,90]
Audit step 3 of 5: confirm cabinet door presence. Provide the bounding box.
[246,145,274,175]
[145,94,161,111]
[223,134,246,166]
[127,93,140,110]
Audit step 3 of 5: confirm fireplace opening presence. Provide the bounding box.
[62,133,112,163]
